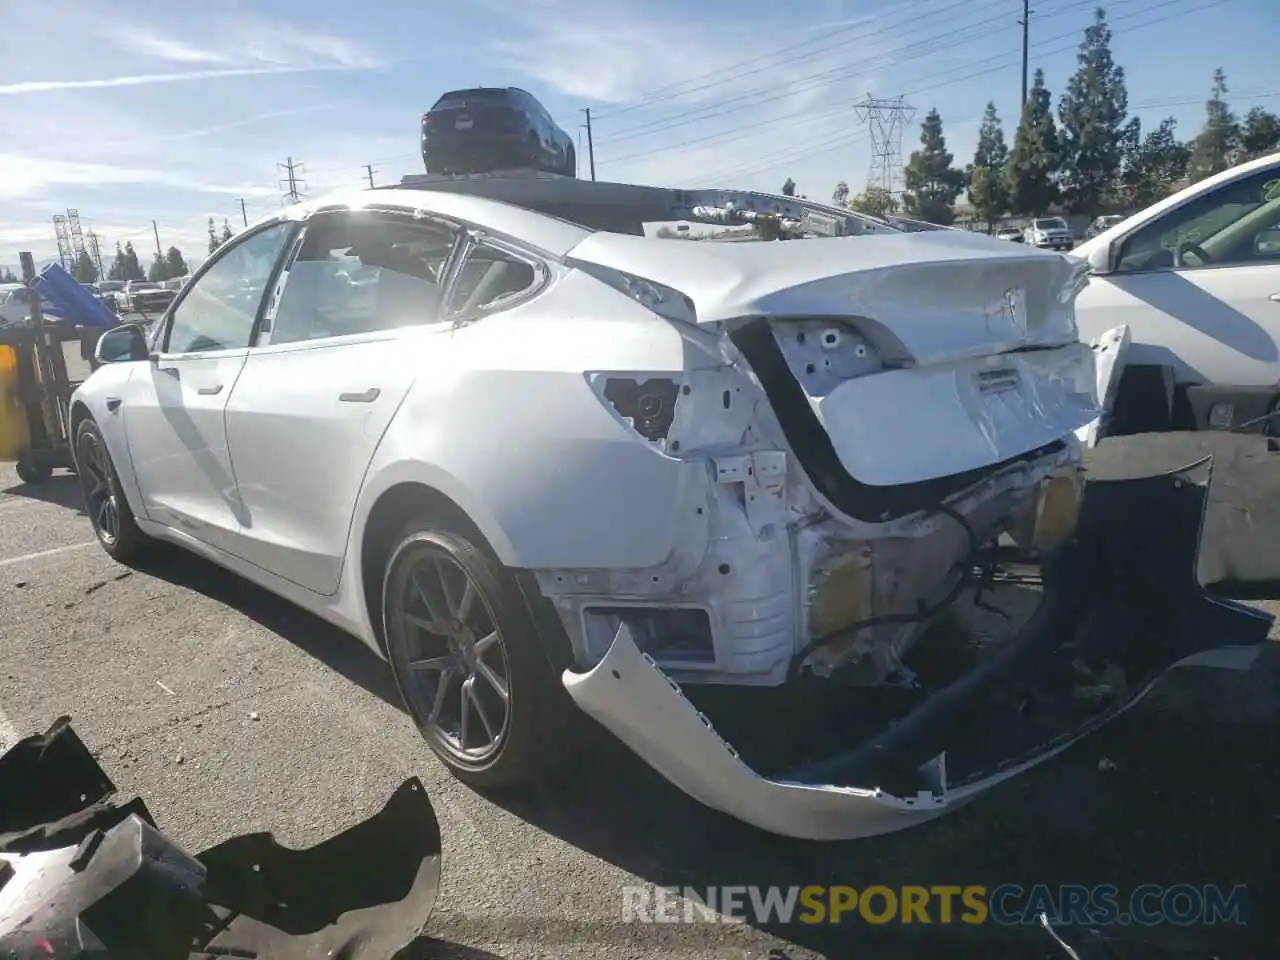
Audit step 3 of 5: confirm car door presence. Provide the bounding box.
[1076,162,1280,386]
[120,220,296,554]
[221,209,467,596]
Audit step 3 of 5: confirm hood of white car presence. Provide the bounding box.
[566,230,1090,368]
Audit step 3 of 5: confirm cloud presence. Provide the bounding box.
[107,28,231,65]
[0,154,279,201]
[0,66,346,97]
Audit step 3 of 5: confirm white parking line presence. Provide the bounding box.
[0,541,96,567]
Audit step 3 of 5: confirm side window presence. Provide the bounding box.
[264,211,461,346]
[165,222,293,354]
[445,240,542,317]
[1115,167,1280,274]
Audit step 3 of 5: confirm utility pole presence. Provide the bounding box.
[1018,0,1032,107]
[278,157,306,205]
[581,108,596,181]
[152,219,162,259]
[238,198,248,227]
[365,164,376,189]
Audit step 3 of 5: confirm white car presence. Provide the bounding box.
[1073,152,1280,434]
[1024,216,1075,250]
[68,180,1265,840]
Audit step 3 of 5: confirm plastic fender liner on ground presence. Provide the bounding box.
[563,455,1274,841]
[0,718,442,959]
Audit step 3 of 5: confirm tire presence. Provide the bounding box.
[381,518,573,789]
[74,417,151,563]
[15,459,52,485]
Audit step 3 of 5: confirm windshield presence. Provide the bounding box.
[1034,218,1068,230]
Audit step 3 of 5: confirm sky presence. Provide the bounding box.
[0,0,1275,271]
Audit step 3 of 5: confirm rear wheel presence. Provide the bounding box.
[75,417,151,563]
[381,519,573,788]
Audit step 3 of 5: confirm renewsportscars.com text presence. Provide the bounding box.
[622,884,1250,927]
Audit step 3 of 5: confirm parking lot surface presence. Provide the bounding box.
[1,347,1277,958]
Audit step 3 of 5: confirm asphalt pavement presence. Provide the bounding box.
[0,344,1277,958]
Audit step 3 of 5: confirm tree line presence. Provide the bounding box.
[808,8,1280,226]
[81,241,190,284]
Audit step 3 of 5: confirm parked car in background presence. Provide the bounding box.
[97,280,126,311]
[1084,214,1125,239]
[1072,151,1280,434]
[995,226,1025,242]
[123,279,176,315]
[421,87,575,177]
[1024,216,1075,250]
[0,284,63,327]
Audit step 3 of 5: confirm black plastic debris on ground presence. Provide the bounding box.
[0,717,442,960]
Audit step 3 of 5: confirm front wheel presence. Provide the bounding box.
[381,520,573,788]
[75,417,152,563]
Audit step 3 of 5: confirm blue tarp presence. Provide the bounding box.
[31,262,119,328]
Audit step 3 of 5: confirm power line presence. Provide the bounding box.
[856,96,916,197]
[596,0,1223,171]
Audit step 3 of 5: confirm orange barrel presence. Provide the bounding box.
[0,344,31,461]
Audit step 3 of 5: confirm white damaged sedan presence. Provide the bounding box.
[70,180,1270,839]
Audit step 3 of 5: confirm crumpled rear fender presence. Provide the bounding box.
[563,455,1273,841]
[0,718,441,959]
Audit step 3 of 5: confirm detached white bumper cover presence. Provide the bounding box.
[563,457,1275,841]
[564,626,987,840]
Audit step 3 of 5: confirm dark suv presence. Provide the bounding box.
[421,87,576,177]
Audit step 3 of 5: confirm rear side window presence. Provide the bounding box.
[264,211,461,346]
[445,241,541,316]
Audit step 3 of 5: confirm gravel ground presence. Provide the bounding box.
[0,344,1276,958]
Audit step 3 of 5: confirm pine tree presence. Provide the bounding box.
[1006,69,1061,216]
[1189,69,1239,180]
[208,217,221,254]
[72,249,98,283]
[107,243,127,282]
[781,178,796,197]
[903,108,966,225]
[1239,107,1280,161]
[1057,8,1128,216]
[968,102,1010,227]
[220,219,234,244]
[122,242,144,281]
[164,247,189,279]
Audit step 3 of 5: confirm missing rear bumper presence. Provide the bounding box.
[562,456,1273,840]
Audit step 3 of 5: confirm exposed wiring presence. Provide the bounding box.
[786,503,984,681]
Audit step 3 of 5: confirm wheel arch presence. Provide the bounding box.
[357,479,503,657]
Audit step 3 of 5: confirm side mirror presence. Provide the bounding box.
[92,322,149,369]
[1086,241,1115,276]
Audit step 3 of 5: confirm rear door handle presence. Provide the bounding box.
[338,388,381,403]
[197,384,223,396]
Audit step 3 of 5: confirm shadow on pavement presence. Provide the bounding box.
[489,650,1280,960]
[122,541,1279,958]
[134,546,403,709]
[2,474,86,514]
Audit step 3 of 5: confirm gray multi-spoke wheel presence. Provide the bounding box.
[74,417,150,563]
[382,522,573,788]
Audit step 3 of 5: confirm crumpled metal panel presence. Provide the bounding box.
[0,719,441,959]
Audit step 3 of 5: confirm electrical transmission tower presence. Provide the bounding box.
[278,157,307,205]
[66,209,87,261]
[52,214,74,271]
[87,230,105,278]
[854,95,915,199]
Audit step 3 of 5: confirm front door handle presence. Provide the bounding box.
[197,384,224,396]
[1269,292,1280,302]
[338,388,381,403]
